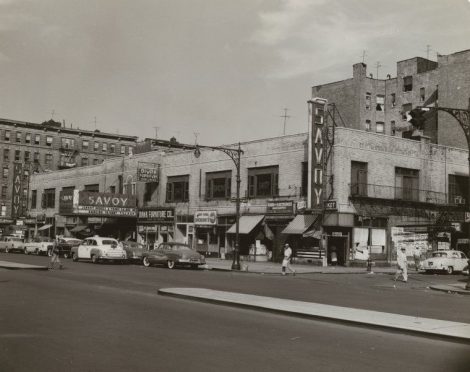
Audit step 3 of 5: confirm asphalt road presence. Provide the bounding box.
[1,253,469,372]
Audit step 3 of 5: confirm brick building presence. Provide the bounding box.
[0,117,137,233]
[312,49,470,149]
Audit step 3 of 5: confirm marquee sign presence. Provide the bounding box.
[11,163,24,219]
[70,191,136,217]
[308,98,327,211]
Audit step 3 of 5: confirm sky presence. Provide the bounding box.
[1,0,470,146]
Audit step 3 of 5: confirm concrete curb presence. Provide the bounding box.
[206,266,392,275]
[429,284,470,296]
[158,287,470,343]
[0,261,49,271]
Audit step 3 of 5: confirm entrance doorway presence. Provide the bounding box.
[327,236,347,266]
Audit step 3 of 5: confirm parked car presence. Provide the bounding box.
[57,237,82,259]
[421,250,468,274]
[0,236,24,253]
[121,241,148,262]
[23,237,54,256]
[71,236,127,264]
[142,242,205,269]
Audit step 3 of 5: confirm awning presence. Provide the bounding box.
[303,228,322,239]
[281,215,317,235]
[226,215,264,235]
[69,225,87,233]
[37,224,52,231]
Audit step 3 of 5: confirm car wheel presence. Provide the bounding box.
[167,260,175,269]
[91,254,99,264]
[142,257,151,267]
[72,252,79,262]
[446,266,454,275]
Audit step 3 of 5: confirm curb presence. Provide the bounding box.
[206,267,392,275]
[158,287,470,343]
[0,261,49,271]
[429,285,470,296]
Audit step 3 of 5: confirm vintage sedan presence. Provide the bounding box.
[121,241,148,262]
[71,236,127,264]
[421,250,468,274]
[23,237,54,256]
[142,242,205,269]
[57,237,82,258]
[0,236,24,253]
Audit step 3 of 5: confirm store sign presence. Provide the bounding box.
[137,166,159,183]
[75,191,137,217]
[331,232,343,237]
[59,190,75,214]
[194,210,217,225]
[324,200,337,211]
[308,98,327,211]
[138,208,175,224]
[11,163,24,219]
[267,200,294,215]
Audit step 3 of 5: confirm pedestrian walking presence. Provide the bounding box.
[281,243,295,276]
[394,246,408,282]
[48,236,63,270]
[413,246,421,271]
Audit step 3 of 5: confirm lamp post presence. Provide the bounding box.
[194,143,244,270]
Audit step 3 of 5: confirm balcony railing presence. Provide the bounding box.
[349,183,456,206]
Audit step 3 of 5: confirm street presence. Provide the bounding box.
[1,253,469,372]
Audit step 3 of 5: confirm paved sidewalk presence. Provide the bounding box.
[429,282,470,296]
[0,260,48,270]
[159,287,470,342]
[204,258,395,275]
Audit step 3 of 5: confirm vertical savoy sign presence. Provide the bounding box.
[308,98,327,211]
[11,162,23,218]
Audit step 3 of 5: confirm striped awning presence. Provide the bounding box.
[226,215,264,235]
[281,215,317,235]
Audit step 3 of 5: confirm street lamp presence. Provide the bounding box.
[411,101,470,290]
[193,143,244,270]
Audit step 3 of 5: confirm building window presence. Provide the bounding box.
[109,186,116,194]
[301,162,308,197]
[365,93,371,110]
[365,120,371,131]
[34,152,40,162]
[401,103,412,120]
[24,151,30,162]
[14,150,21,161]
[93,159,99,165]
[129,146,134,156]
[376,122,384,134]
[131,182,136,195]
[94,142,99,152]
[109,144,115,154]
[420,87,425,102]
[61,138,75,149]
[120,145,126,155]
[391,93,396,107]
[16,132,22,143]
[2,166,8,179]
[46,136,53,147]
[395,167,419,201]
[23,169,29,181]
[4,130,10,142]
[166,175,189,202]
[0,204,6,216]
[1,186,7,198]
[84,184,99,192]
[206,170,232,200]
[34,134,41,145]
[102,143,108,152]
[403,76,413,92]
[82,140,89,150]
[448,174,468,205]
[25,133,31,144]
[351,161,368,196]
[81,157,89,166]
[376,95,384,111]
[45,154,53,169]
[42,188,56,209]
[3,149,9,162]
[248,166,279,198]
[31,190,37,209]
[391,121,396,136]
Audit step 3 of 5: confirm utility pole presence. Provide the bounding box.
[193,132,199,145]
[281,108,291,135]
[153,126,159,139]
[426,44,432,59]
[361,50,367,63]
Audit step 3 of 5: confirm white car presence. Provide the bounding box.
[421,250,468,274]
[23,237,54,256]
[71,236,127,264]
[0,236,24,253]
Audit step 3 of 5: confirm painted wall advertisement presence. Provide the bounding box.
[391,227,432,257]
[137,166,159,183]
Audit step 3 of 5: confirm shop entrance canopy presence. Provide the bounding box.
[226,215,264,235]
[282,215,317,235]
[69,225,87,233]
[37,224,52,231]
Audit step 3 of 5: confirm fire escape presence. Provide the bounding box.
[58,141,79,169]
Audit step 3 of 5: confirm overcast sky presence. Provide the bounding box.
[1,0,470,145]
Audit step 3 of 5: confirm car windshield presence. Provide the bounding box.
[102,240,118,245]
[432,252,448,258]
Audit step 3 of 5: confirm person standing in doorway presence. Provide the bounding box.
[413,246,421,271]
[49,236,63,270]
[394,246,408,282]
[330,246,338,266]
[281,243,295,276]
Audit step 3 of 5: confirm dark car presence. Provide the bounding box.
[121,241,148,262]
[142,242,205,269]
[57,238,82,258]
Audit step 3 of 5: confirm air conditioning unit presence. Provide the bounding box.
[454,196,466,205]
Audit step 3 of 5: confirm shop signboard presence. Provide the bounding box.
[267,200,294,215]
[59,190,75,214]
[194,210,217,225]
[137,207,175,224]
[75,191,137,217]
[137,164,159,183]
[324,200,337,211]
[11,163,24,219]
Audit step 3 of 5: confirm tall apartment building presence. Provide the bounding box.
[0,118,137,227]
[312,49,470,149]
